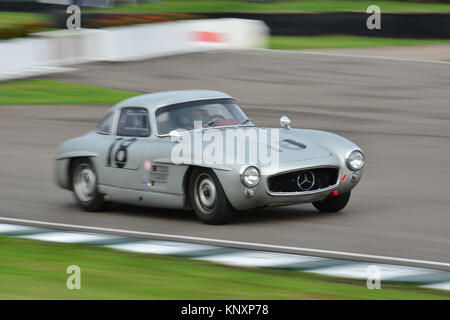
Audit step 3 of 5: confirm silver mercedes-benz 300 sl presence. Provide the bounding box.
[55,90,365,224]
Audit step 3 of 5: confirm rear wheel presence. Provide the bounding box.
[71,158,107,212]
[313,191,351,213]
[188,168,235,225]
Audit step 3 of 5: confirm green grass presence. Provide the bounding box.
[0,12,50,28]
[269,35,450,50]
[0,236,448,299]
[88,0,450,14]
[0,80,139,105]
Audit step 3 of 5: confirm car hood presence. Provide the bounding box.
[262,128,332,163]
[172,127,332,166]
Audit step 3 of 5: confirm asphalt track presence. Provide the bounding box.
[1,50,449,268]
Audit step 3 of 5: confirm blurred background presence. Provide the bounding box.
[1,0,450,299]
[1,0,450,77]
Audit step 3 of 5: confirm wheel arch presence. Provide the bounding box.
[182,165,235,209]
[182,165,199,208]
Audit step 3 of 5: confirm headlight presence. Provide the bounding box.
[240,165,261,187]
[346,150,365,171]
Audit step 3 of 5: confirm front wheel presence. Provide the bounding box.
[71,158,107,212]
[313,191,351,213]
[188,168,235,225]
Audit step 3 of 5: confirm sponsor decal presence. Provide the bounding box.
[144,160,151,171]
[191,31,227,43]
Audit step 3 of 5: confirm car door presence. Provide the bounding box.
[101,107,151,190]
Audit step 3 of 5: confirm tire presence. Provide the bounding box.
[71,158,107,212]
[188,167,235,225]
[313,191,351,213]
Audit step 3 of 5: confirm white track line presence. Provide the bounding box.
[250,48,450,65]
[1,216,449,269]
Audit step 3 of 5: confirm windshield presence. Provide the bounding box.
[155,98,251,135]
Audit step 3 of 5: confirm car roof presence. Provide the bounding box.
[113,90,233,111]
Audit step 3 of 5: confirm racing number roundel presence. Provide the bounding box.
[107,138,137,168]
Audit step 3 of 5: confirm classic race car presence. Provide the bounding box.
[55,90,365,224]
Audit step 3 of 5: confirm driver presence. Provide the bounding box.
[188,108,209,122]
[179,108,211,130]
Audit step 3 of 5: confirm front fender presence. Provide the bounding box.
[54,136,100,190]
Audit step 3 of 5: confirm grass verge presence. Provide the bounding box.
[88,0,450,14]
[0,79,139,105]
[269,36,450,50]
[0,12,49,28]
[0,236,448,299]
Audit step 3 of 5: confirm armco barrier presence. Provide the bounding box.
[101,18,268,62]
[0,37,67,81]
[0,18,268,81]
[202,13,450,39]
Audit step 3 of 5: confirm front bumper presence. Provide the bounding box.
[216,164,363,211]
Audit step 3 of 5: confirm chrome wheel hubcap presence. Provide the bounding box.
[194,173,217,214]
[74,164,96,202]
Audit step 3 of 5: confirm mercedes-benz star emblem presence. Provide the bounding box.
[297,170,316,191]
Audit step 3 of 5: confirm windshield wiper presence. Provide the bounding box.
[240,119,252,125]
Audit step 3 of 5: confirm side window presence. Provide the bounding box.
[116,107,150,137]
[96,111,115,134]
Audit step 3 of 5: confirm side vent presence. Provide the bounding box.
[149,165,169,186]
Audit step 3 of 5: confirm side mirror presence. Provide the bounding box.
[169,130,182,143]
[280,116,292,129]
